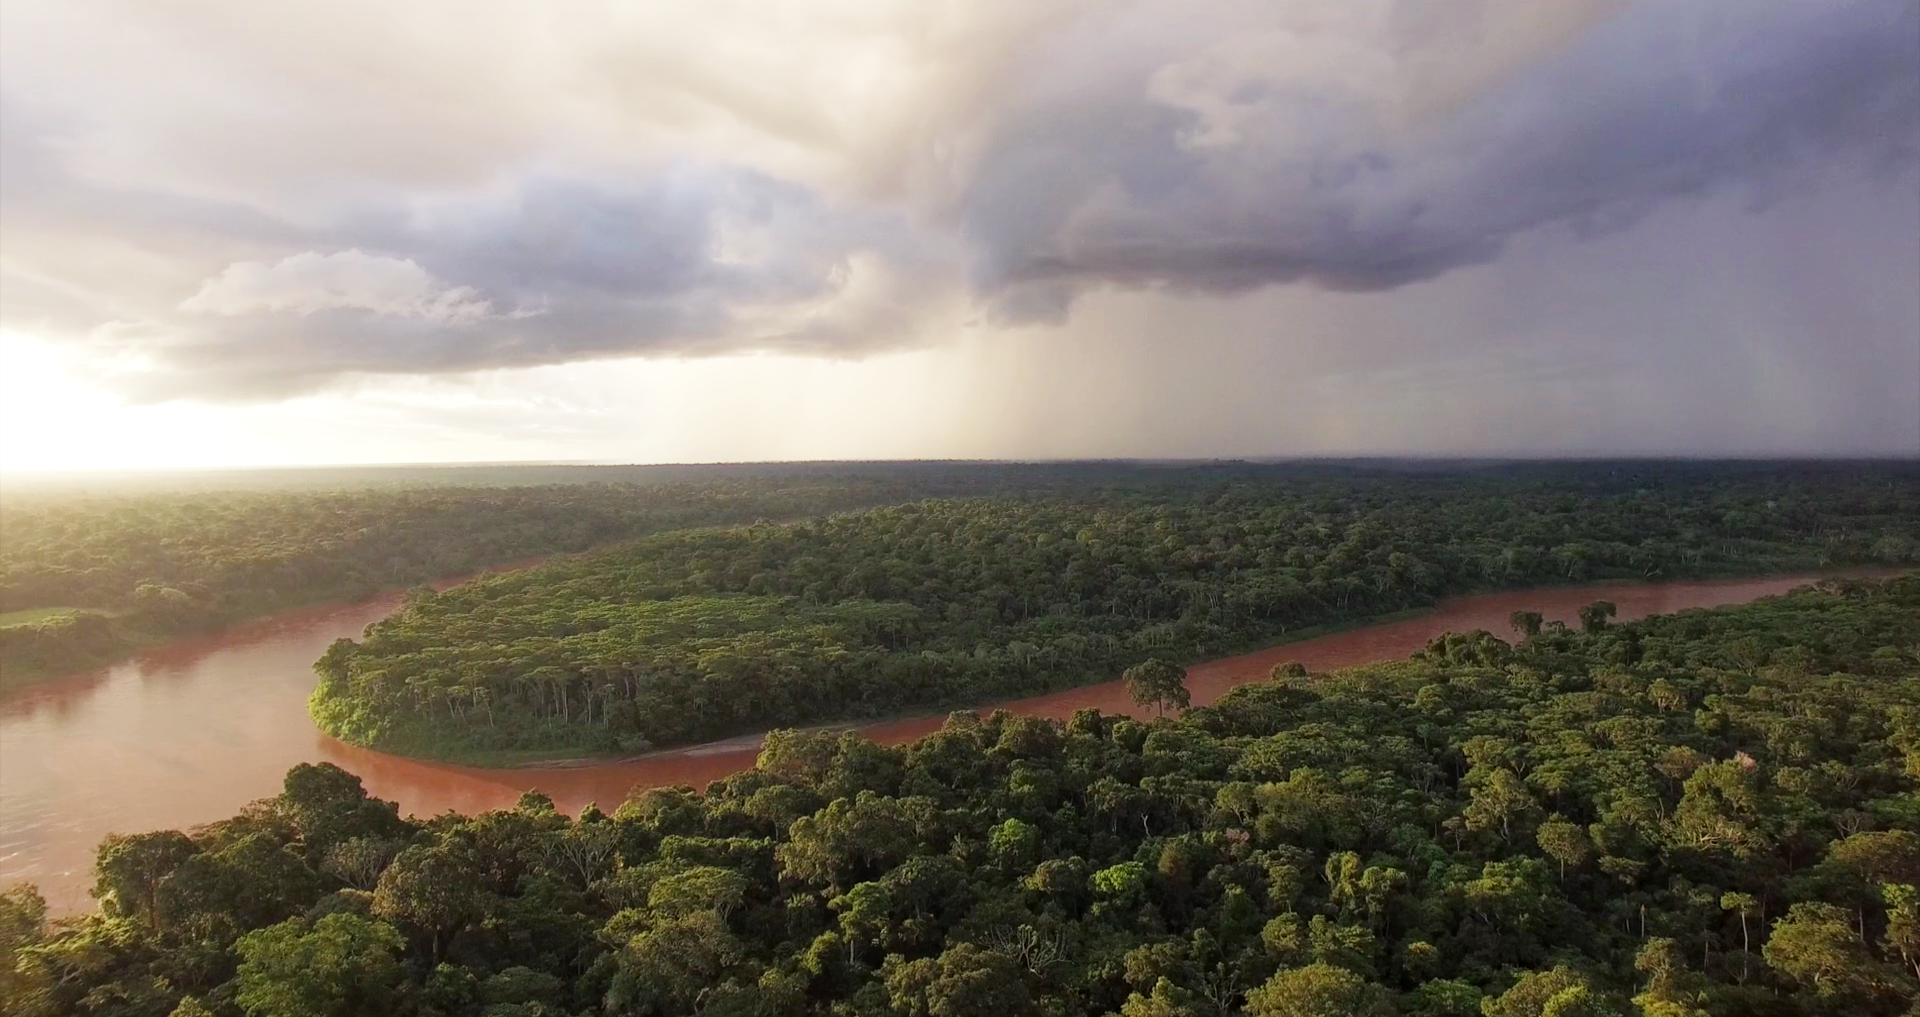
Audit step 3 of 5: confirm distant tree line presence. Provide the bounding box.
[0,466,1071,685]
[310,465,1920,759]
[7,573,1917,1015]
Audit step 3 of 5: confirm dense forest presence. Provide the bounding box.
[0,462,1097,685]
[6,574,1917,1016]
[310,464,1920,759]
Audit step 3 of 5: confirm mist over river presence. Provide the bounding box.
[0,570,1866,913]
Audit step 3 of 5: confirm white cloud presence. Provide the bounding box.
[179,249,494,324]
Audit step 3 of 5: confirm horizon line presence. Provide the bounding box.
[6,451,1920,479]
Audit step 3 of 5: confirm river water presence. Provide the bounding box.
[0,571,1850,913]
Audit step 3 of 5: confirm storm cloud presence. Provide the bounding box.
[0,0,1916,402]
[958,2,1920,320]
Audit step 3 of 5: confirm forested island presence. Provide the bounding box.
[5,574,1916,1015]
[307,463,1920,761]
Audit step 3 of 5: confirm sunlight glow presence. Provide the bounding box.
[0,329,1006,471]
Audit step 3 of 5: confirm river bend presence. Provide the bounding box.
[0,572,1853,912]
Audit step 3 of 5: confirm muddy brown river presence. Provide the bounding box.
[0,571,1857,913]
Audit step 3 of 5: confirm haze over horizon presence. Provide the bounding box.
[3,0,1918,470]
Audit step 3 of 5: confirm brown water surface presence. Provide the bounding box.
[0,571,1859,913]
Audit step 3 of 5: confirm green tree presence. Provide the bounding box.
[1480,965,1615,1017]
[607,910,744,1015]
[1718,891,1758,982]
[1463,767,1538,841]
[1577,601,1617,633]
[481,965,565,1011]
[777,792,916,891]
[1881,883,1920,983]
[1244,962,1392,1017]
[1407,977,1480,1016]
[1762,901,1899,1002]
[831,880,895,962]
[0,883,47,1009]
[158,831,317,934]
[1091,861,1151,913]
[1632,938,1709,1017]
[1125,658,1192,717]
[280,762,404,851]
[647,865,748,919]
[232,912,406,1017]
[370,845,486,963]
[883,942,1037,1017]
[1828,829,1920,887]
[319,836,402,890]
[1535,815,1592,879]
[1120,976,1208,1017]
[92,830,198,929]
[1671,760,1767,858]
[989,817,1040,869]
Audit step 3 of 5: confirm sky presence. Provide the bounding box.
[1,0,1917,470]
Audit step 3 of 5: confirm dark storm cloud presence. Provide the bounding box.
[0,0,1915,398]
[957,1,1920,321]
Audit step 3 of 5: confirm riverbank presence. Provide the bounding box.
[404,603,1444,769]
[370,564,1889,763]
[333,564,1895,769]
[0,556,555,693]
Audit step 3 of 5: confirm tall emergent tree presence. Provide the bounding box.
[1123,658,1191,716]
